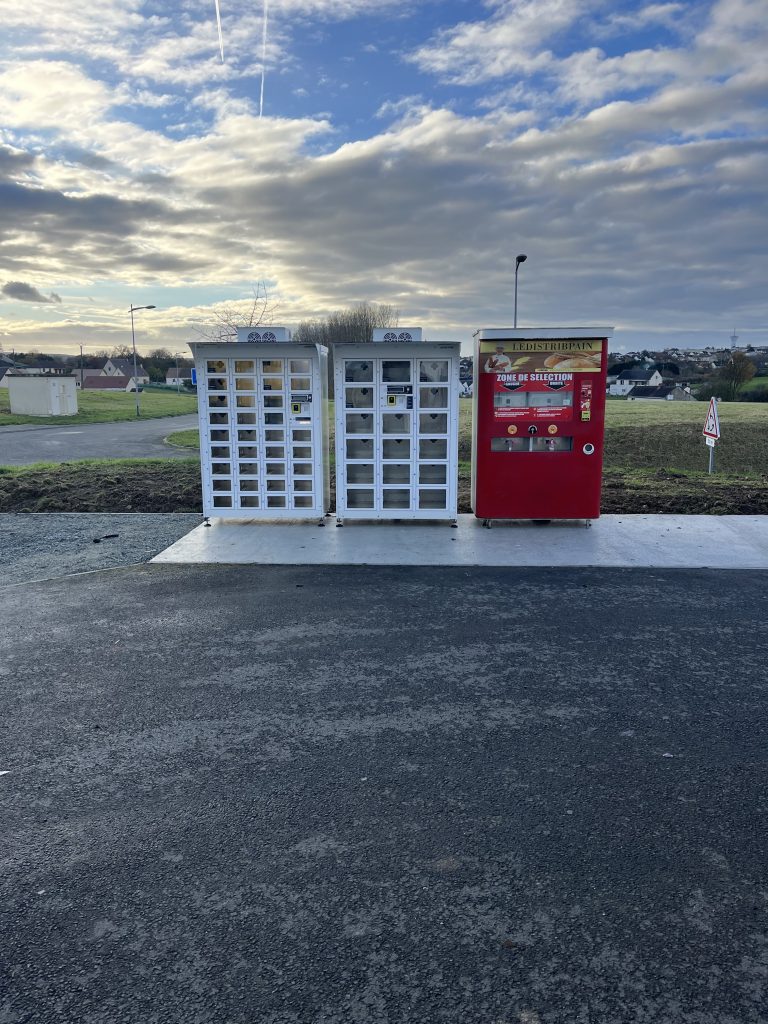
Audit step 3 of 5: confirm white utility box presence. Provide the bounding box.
[333,328,461,523]
[189,327,330,520]
[8,375,78,416]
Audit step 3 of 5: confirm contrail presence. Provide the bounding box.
[259,0,269,117]
[214,0,225,61]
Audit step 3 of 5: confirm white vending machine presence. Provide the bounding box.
[334,329,461,524]
[190,327,330,521]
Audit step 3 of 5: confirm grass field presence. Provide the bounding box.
[0,388,197,426]
[166,399,768,476]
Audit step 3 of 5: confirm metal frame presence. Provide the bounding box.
[333,342,460,523]
[190,341,330,521]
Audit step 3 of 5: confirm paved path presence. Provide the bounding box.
[1,563,767,1023]
[0,414,199,465]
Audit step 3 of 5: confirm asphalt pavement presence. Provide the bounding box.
[0,413,199,465]
[1,563,767,1023]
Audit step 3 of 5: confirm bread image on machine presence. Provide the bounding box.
[543,352,600,370]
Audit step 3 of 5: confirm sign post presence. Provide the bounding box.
[703,397,720,474]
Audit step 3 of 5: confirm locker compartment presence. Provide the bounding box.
[209,412,229,425]
[264,413,284,425]
[291,359,311,374]
[346,413,374,434]
[208,394,228,408]
[293,462,313,475]
[236,412,256,425]
[293,496,313,508]
[419,438,447,459]
[265,446,284,459]
[293,446,313,460]
[383,489,411,509]
[262,359,283,373]
[264,429,284,442]
[238,462,258,475]
[345,387,374,408]
[267,496,287,508]
[382,413,410,434]
[383,463,410,484]
[237,429,258,442]
[292,429,312,442]
[262,377,283,391]
[207,360,226,374]
[213,496,232,507]
[264,395,283,408]
[211,462,231,476]
[419,386,448,409]
[235,377,256,391]
[207,376,228,391]
[236,395,255,407]
[210,429,229,442]
[348,463,374,484]
[266,478,286,491]
[490,437,528,452]
[212,478,231,492]
[419,464,446,485]
[291,376,311,391]
[420,360,448,382]
[235,360,254,373]
[240,496,259,508]
[345,360,373,382]
[265,459,285,472]
[239,479,259,491]
[419,489,447,510]
[238,445,258,458]
[383,439,410,459]
[419,413,448,434]
[382,361,411,383]
[347,488,374,508]
[347,438,374,460]
[294,479,313,492]
[211,445,230,459]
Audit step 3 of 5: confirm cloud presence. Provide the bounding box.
[2,282,63,304]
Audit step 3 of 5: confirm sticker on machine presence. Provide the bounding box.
[492,373,575,421]
[481,339,603,374]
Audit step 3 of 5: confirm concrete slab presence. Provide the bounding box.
[151,513,768,569]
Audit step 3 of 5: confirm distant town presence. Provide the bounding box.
[2,342,768,403]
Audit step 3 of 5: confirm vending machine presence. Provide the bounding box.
[334,328,461,524]
[189,327,330,521]
[472,327,613,522]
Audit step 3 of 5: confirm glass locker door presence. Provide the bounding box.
[342,358,376,512]
[379,358,415,512]
[416,357,450,513]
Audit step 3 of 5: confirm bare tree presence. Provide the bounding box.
[191,282,280,342]
[717,352,756,400]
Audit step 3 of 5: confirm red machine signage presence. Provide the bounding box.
[472,333,610,521]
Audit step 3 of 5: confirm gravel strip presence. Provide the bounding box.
[0,513,202,586]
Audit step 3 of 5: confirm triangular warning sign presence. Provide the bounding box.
[703,397,720,439]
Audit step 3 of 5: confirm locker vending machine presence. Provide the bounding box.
[189,327,330,520]
[334,328,461,524]
[472,327,613,522]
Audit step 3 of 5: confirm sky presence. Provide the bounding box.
[0,0,766,356]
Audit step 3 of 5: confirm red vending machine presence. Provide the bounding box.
[471,327,613,522]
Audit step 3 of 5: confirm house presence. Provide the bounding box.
[83,375,142,392]
[71,368,105,388]
[102,357,150,383]
[627,383,697,402]
[609,368,664,396]
[166,370,193,386]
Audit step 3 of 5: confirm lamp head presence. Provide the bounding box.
[515,254,527,266]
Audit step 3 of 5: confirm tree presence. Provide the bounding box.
[192,283,280,342]
[716,352,756,401]
[110,344,134,359]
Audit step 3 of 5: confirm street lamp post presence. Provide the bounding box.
[129,304,156,417]
[174,352,182,394]
[513,253,527,329]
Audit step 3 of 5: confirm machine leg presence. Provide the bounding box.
[336,518,344,528]
[317,517,325,527]
[451,520,458,529]
[586,519,592,529]
[483,519,493,529]
[203,517,211,528]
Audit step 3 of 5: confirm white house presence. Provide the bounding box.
[609,368,664,396]
[102,357,150,384]
[166,371,193,387]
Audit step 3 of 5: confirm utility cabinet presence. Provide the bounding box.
[190,327,329,520]
[333,329,461,523]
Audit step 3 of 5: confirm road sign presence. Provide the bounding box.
[705,436,716,447]
[703,397,720,440]
[190,366,197,386]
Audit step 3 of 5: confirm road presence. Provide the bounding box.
[0,413,199,465]
[1,563,767,1023]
